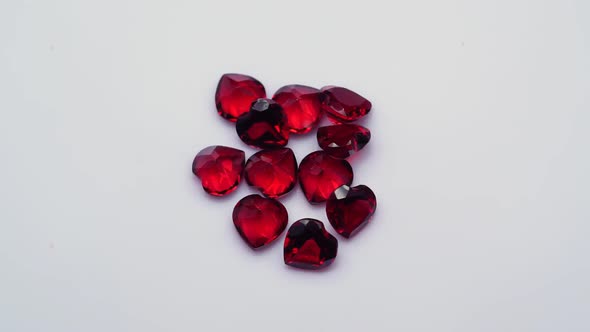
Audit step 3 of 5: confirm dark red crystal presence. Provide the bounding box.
[272,85,323,134]
[298,151,353,204]
[317,124,371,159]
[233,194,288,249]
[236,98,289,148]
[192,145,245,196]
[326,185,377,238]
[284,218,338,269]
[244,148,297,198]
[215,73,266,121]
[321,86,371,123]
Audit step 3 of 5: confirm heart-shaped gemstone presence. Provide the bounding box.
[298,151,353,204]
[244,148,297,198]
[283,218,338,269]
[192,145,245,196]
[272,84,323,134]
[232,194,288,249]
[236,98,289,148]
[215,73,266,121]
[321,86,371,123]
[317,124,371,159]
[326,185,377,238]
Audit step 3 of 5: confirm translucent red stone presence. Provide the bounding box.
[233,194,288,249]
[317,124,371,159]
[192,145,245,196]
[272,85,323,134]
[321,86,372,123]
[326,185,377,238]
[215,73,266,121]
[244,148,297,198]
[298,151,353,204]
[236,98,289,148]
[284,218,338,269]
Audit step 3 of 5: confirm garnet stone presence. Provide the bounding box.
[298,151,353,204]
[284,218,338,269]
[272,85,323,134]
[192,145,245,196]
[321,86,372,123]
[236,98,289,148]
[317,124,371,159]
[215,73,266,121]
[326,185,377,238]
[233,194,288,249]
[245,148,297,198]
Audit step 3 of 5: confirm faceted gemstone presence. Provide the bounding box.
[321,86,372,123]
[272,85,323,134]
[236,98,289,148]
[284,218,338,269]
[192,145,245,196]
[233,194,288,249]
[245,148,297,198]
[326,185,377,238]
[215,73,266,121]
[317,124,371,159]
[298,151,353,204]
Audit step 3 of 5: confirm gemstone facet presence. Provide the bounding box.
[326,185,377,238]
[272,85,323,134]
[321,86,372,123]
[244,148,297,198]
[317,124,371,159]
[298,151,353,204]
[236,98,289,148]
[284,218,338,269]
[192,145,245,196]
[233,194,288,249]
[215,73,266,121]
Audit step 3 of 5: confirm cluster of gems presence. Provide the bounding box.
[192,73,377,270]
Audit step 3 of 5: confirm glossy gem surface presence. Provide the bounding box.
[284,219,338,269]
[236,98,289,148]
[317,124,371,159]
[215,73,266,121]
[321,86,372,123]
[245,148,297,198]
[192,145,245,196]
[272,85,323,134]
[233,194,288,249]
[326,185,377,238]
[298,151,353,204]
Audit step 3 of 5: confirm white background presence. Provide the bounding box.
[1,1,589,331]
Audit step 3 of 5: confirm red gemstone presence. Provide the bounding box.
[272,85,323,134]
[298,151,353,204]
[284,218,338,269]
[321,86,372,123]
[233,194,288,249]
[245,148,297,198]
[215,73,266,121]
[317,124,371,159]
[326,185,377,238]
[236,98,289,148]
[192,145,245,196]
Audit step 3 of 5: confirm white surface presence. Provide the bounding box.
[1,1,589,331]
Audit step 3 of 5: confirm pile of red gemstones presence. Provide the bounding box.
[192,73,377,270]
